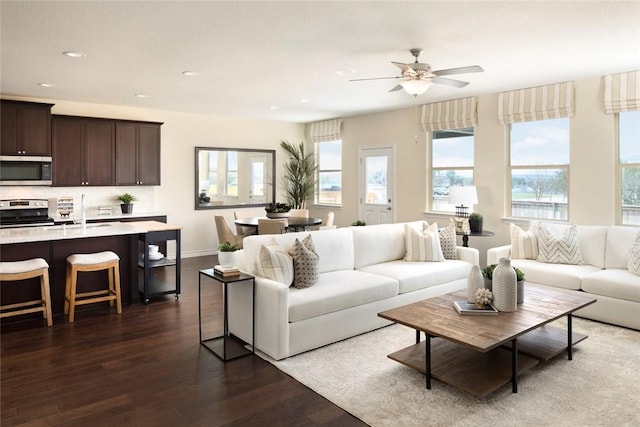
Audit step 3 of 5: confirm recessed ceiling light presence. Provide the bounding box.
[182,71,201,76]
[63,51,86,58]
[299,99,311,103]
[336,69,356,75]
[135,94,149,98]
[38,83,55,88]
[269,106,279,110]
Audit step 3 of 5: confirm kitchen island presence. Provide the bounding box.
[0,221,179,323]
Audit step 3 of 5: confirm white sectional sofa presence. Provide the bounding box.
[228,221,479,360]
[488,224,640,330]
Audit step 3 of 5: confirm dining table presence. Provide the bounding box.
[234,216,323,233]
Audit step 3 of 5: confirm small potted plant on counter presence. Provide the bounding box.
[116,193,137,214]
[217,241,238,267]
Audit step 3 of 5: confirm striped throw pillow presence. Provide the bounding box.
[256,238,294,286]
[404,222,445,262]
[288,235,319,288]
[537,223,583,265]
[510,222,539,259]
[629,231,640,276]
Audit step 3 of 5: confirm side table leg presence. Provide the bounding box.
[415,329,420,344]
[567,313,573,360]
[512,338,518,393]
[425,333,432,390]
[198,273,202,343]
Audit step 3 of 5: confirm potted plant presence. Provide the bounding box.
[265,202,292,218]
[351,219,366,226]
[280,140,317,209]
[482,263,525,295]
[217,241,238,267]
[468,212,483,233]
[116,193,137,214]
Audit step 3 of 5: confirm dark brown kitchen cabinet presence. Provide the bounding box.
[115,122,161,185]
[0,100,53,156]
[52,116,115,186]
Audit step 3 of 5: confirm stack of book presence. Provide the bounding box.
[214,265,240,277]
[453,301,498,315]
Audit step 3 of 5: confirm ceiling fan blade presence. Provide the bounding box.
[388,84,403,92]
[392,62,416,75]
[432,76,469,88]
[349,76,402,82]
[432,65,484,76]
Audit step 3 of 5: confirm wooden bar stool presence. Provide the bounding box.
[0,258,53,326]
[65,251,122,323]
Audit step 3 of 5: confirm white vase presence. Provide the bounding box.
[492,258,517,312]
[467,265,484,303]
[218,251,236,268]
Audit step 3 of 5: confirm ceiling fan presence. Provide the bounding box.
[350,48,484,96]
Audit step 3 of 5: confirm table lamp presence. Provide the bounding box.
[448,185,478,218]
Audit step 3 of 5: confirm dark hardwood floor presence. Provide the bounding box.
[1,256,367,427]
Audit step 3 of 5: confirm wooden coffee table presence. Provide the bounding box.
[378,285,596,396]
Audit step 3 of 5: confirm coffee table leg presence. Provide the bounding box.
[425,333,432,390]
[512,338,518,393]
[415,329,420,344]
[567,313,573,360]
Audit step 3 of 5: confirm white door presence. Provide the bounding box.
[358,146,395,225]
[249,155,267,204]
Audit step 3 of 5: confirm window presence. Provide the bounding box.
[509,118,569,220]
[620,110,640,225]
[316,139,342,205]
[225,151,237,196]
[431,128,474,212]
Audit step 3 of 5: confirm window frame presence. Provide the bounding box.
[617,110,640,225]
[315,139,343,206]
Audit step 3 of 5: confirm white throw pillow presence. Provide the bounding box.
[510,222,539,259]
[629,231,640,276]
[288,234,319,289]
[256,238,294,286]
[439,223,458,260]
[404,222,445,262]
[537,223,583,265]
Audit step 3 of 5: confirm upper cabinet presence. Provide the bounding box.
[1,100,53,156]
[52,116,115,186]
[115,122,161,185]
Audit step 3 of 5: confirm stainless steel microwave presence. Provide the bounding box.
[0,155,52,185]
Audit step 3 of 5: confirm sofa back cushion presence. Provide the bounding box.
[575,226,608,268]
[242,228,354,276]
[605,226,640,269]
[352,221,425,269]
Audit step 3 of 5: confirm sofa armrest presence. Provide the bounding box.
[487,245,512,265]
[456,246,479,265]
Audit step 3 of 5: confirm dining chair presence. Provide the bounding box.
[319,212,336,230]
[215,215,244,249]
[258,218,289,235]
[233,211,256,238]
[289,209,309,218]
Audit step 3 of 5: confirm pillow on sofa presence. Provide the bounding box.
[439,223,458,260]
[629,231,640,276]
[537,223,583,265]
[510,222,539,259]
[404,222,445,262]
[288,235,319,288]
[256,238,294,286]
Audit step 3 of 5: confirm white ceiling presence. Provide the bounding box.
[1,1,639,123]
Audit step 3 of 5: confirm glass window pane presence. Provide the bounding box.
[620,111,640,164]
[511,168,568,220]
[622,166,640,226]
[365,156,387,205]
[316,140,342,205]
[432,169,473,212]
[251,162,264,196]
[433,129,474,168]
[318,171,342,204]
[318,140,341,170]
[511,118,569,166]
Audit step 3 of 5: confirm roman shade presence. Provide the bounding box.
[603,70,640,113]
[308,118,343,143]
[420,96,478,131]
[497,81,575,124]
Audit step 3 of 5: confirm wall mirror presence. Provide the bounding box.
[195,147,275,210]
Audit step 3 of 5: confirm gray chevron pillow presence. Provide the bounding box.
[629,231,640,276]
[537,223,583,265]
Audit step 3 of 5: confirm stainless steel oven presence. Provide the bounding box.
[0,156,52,186]
[0,199,54,228]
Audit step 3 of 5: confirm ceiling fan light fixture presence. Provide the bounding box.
[399,80,432,96]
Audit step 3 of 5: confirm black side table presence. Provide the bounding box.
[457,229,495,247]
[198,269,255,361]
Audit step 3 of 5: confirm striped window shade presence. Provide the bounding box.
[420,97,478,131]
[308,118,343,143]
[604,71,640,113]
[497,81,575,124]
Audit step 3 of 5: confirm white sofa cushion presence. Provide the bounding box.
[352,221,424,269]
[289,235,319,288]
[256,239,294,286]
[404,222,444,262]
[359,259,471,294]
[576,226,608,268]
[288,270,399,322]
[605,227,640,269]
[582,269,640,303]
[537,223,583,265]
[510,258,600,291]
[510,222,538,259]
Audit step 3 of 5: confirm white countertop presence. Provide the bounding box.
[52,211,167,223]
[0,222,148,244]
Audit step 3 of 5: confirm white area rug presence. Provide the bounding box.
[264,318,640,426]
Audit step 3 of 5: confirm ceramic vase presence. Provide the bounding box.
[218,251,236,268]
[492,258,517,312]
[467,265,485,303]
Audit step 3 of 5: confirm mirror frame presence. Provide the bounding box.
[195,146,276,210]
